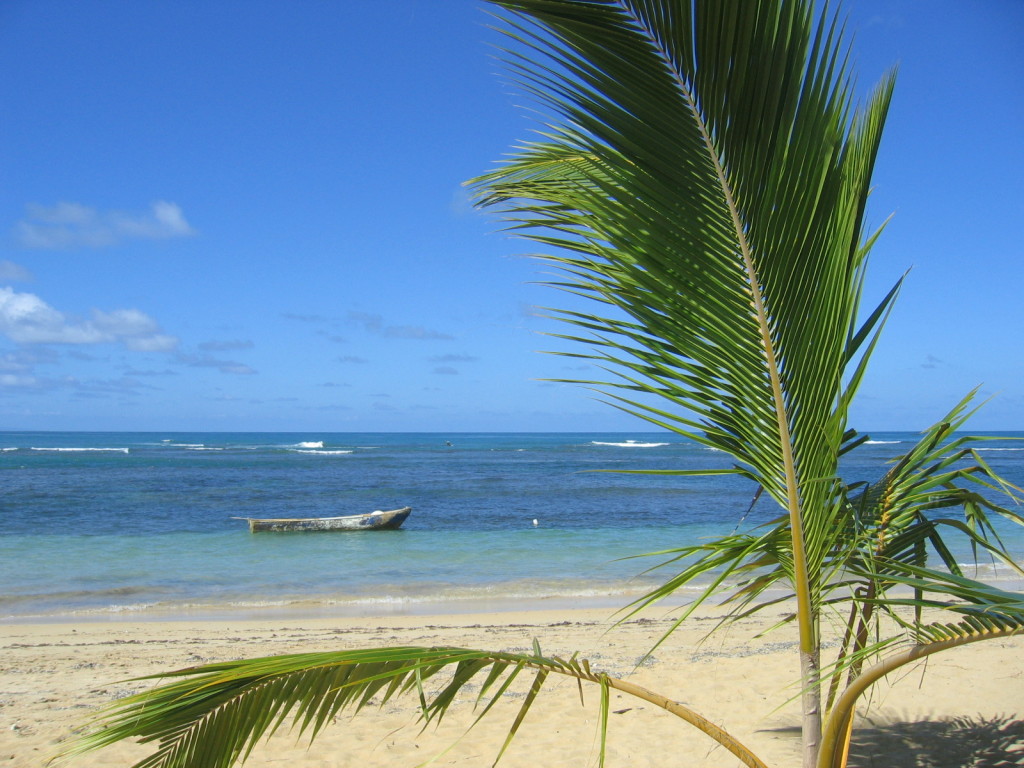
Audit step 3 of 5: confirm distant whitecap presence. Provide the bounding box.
[296,441,324,449]
[30,447,129,454]
[591,440,669,448]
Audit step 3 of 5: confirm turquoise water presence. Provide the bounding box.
[1,431,1022,621]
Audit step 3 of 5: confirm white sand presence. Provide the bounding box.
[1,604,1021,767]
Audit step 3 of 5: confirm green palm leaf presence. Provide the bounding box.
[820,581,1024,768]
[471,1,898,633]
[62,4,1024,768]
[468,5,1023,766]
[58,644,769,768]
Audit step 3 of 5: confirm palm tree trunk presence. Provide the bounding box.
[801,643,822,768]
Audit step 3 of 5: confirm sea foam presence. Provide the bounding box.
[30,447,129,454]
[592,440,669,448]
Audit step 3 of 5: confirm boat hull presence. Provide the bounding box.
[239,507,411,533]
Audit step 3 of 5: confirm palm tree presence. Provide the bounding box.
[61,2,1024,768]
[468,2,1024,762]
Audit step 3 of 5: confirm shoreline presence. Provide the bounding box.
[6,563,1023,626]
[3,603,1022,767]
[0,591,656,626]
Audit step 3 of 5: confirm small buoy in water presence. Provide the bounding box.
[532,518,539,527]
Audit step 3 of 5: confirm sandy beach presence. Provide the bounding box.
[2,603,1022,768]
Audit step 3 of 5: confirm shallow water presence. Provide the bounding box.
[2,431,1022,620]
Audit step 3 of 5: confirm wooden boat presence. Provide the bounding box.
[234,507,411,533]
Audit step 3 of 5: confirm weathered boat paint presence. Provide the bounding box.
[235,507,411,533]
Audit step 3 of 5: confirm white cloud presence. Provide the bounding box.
[282,312,332,324]
[92,308,160,337]
[125,334,179,352]
[0,373,40,388]
[16,201,196,249]
[198,339,254,352]
[0,348,57,372]
[0,288,97,344]
[347,311,454,340]
[0,286,179,351]
[176,351,256,375]
[449,186,474,216]
[0,260,32,282]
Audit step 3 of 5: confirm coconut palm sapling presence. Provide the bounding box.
[470,2,899,762]
[62,3,1024,768]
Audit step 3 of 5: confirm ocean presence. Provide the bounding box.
[2,431,1023,622]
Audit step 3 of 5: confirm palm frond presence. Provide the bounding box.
[820,602,1024,768]
[60,647,542,768]
[60,644,769,768]
[840,395,1024,601]
[63,4,1024,768]
[852,560,1024,624]
[470,3,900,647]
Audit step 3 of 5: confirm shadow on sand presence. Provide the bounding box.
[846,712,1024,768]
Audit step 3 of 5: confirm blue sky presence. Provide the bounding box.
[0,1,1021,433]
